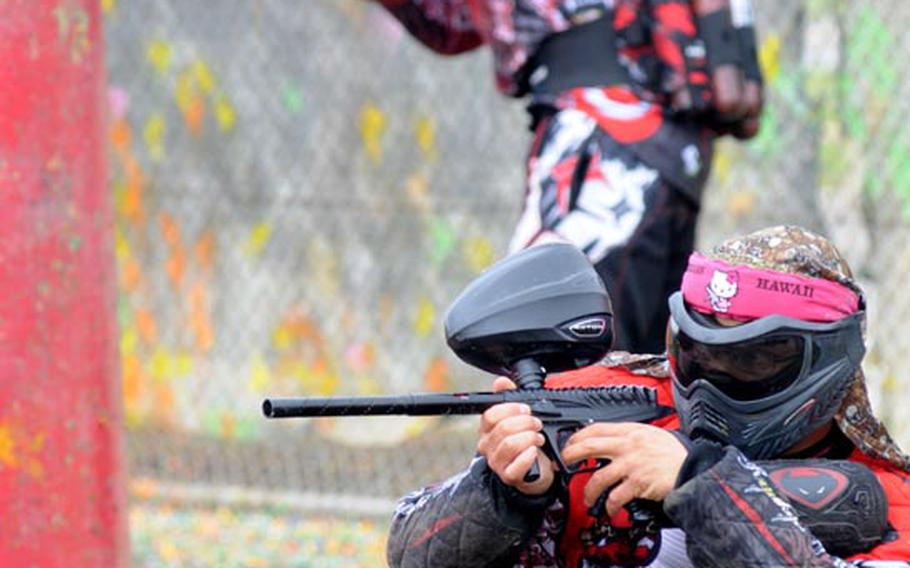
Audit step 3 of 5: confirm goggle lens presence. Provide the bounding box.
[669,323,806,401]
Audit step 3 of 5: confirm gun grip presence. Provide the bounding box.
[524,459,541,483]
[528,424,570,483]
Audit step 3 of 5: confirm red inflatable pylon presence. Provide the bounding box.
[0,0,130,565]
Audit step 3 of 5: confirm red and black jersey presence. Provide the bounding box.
[376,0,714,201]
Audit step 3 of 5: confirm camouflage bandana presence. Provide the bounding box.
[706,225,910,472]
[597,350,670,378]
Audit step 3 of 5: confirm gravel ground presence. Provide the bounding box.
[130,504,389,567]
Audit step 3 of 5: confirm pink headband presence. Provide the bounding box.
[681,253,861,322]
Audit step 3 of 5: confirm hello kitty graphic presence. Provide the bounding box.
[706,269,739,313]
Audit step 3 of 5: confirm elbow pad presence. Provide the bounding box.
[759,459,889,557]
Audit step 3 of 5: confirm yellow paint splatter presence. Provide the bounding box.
[27,436,44,477]
[175,71,195,112]
[414,115,437,162]
[120,326,138,356]
[464,237,495,273]
[712,146,732,186]
[175,69,206,135]
[214,95,236,132]
[759,34,781,84]
[113,180,128,221]
[294,364,339,396]
[157,541,180,564]
[360,103,386,165]
[114,226,130,261]
[149,346,170,382]
[882,373,898,393]
[101,0,118,14]
[245,222,272,256]
[174,352,194,376]
[146,40,172,75]
[355,376,383,396]
[272,325,293,351]
[143,113,166,161]
[192,61,215,95]
[404,418,433,438]
[0,424,44,478]
[0,425,17,468]
[414,297,435,338]
[317,370,339,396]
[249,353,272,392]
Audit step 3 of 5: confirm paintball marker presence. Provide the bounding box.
[263,243,672,485]
[263,384,670,477]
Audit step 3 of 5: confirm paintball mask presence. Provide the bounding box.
[667,253,865,460]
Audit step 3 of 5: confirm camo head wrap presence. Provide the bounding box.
[705,225,910,471]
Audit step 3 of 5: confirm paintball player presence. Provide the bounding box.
[373,0,764,353]
[386,225,910,566]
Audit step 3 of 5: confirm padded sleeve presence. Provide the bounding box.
[386,457,555,567]
[665,447,850,567]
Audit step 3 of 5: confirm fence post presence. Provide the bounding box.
[0,0,129,565]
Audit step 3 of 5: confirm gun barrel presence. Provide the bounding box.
[262,392,506,419]
[263,385,669,423]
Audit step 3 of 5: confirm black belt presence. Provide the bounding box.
[518,12,631,98]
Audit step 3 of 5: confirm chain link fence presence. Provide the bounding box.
[105,0,910,529]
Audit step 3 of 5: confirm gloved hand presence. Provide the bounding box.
[648,0,764,138]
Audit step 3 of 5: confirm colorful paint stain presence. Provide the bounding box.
[0,422,46,479]
[359,103,386,165]
[414,114,437,162]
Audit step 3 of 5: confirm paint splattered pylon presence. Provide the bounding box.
[0,0,130,565]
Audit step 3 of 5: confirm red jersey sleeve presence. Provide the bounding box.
[847,452,910,561]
